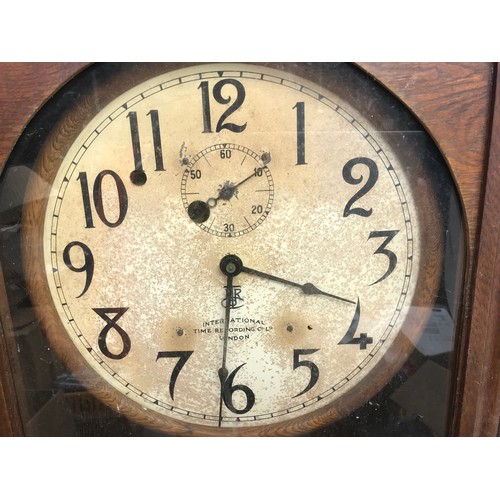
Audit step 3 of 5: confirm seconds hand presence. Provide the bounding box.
[187,163,269,224]
[207,170,257,208]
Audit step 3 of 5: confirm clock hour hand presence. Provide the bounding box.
[221,254,355,305]
[242,266,356,304]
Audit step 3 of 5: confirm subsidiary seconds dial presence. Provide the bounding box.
[181,143,274,237]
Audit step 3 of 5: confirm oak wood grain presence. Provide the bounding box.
[0,62,88,174]
[0,63,88,435]
[358,63,494,254]
[459,71,500,436]
[0,265,23,436]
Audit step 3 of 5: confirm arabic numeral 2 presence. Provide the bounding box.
[342,157,379,217]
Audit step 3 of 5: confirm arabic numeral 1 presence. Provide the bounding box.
[293,101,306,165]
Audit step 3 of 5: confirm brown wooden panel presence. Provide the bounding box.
[0,63,89,435]
[0,271,22,436]
[358,62,494,253]
[459,71,500,436]
[0,62,89,173]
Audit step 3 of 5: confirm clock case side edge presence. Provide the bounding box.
[458,63,500,436]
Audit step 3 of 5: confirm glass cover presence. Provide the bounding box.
[0,62,465,436]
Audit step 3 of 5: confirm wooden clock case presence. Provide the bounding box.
[0,62,498,436]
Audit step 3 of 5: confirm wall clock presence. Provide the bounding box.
[0,62,498,436]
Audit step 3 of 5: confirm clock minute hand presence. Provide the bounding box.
[217,270,232,427]
[218,254,242,427]
[240,265,356,305]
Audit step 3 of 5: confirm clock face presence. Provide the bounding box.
[23,63,441,436]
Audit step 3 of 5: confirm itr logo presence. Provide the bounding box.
[221,285,244,309]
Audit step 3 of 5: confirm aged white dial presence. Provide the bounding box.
[23,63,436,436]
